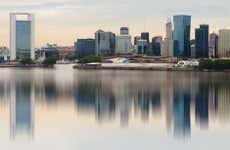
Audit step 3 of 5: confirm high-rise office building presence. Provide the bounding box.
[115,27,132,54]
[151,36,162,56]
[209,33,218,58]
[162,19,174,57]
[195,24,209,58]
[75,39,95,58]
[41,43,59,59]
[141,32,150,44]
[173,15,191,57]
[95,30,116,55]
[136,39,148,54]
[120,27,129,35]
[218,29,230,58]
[10,13,35,60]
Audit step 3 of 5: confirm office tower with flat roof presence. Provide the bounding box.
[218,29,230,58]
[162,19,174,57]
[151,36,162,56]
[115,27,132,54]
[209,33,218,58]
[120,27,129,35]
[10,13,35,60]
[141,32,150,44]
[137,39,148,54]
[75,39,95,58]
[195,25,209,58]
[95,30,116,55]
[173,15,191,57]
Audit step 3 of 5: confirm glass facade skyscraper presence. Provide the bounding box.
[173,15,191,57]
[16,21,32,59]
[195,25,209,58]
[10,13,35,60]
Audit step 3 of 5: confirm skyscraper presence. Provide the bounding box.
[141,32,150,44]
[120,27,129,35]
[162,19,173,57]
[151,36,162,56]
[209,33,218,58]
[95,30,116,55]
[10,13,35,60]
[173,15,191,57]
[115,27,132,54]
[195,24,209,58]
[218,29,230,58]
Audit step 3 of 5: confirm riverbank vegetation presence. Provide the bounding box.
[43,57,57,66]
[199,59,230,70]
[20,58,34,65]
[78,55,102,64]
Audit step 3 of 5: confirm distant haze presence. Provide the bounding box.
[0,0,229,47]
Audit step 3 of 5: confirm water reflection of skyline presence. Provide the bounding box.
[0,69,229,140]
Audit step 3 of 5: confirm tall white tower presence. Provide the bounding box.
[10,13,35,60]
[162,18,173,57]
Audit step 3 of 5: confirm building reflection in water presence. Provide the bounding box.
[10,81,34,140]
[3,70,230,141]
[173,89,191,139]
[195,82,209,129]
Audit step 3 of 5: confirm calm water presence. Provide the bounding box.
[0,65,230,150]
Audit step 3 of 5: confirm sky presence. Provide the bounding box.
[0,0,230,47]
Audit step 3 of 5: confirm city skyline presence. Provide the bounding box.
[0,0,230,47]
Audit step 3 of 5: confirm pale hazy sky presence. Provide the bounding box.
[0,0,229,47]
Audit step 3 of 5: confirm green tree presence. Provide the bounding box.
[43,57,57,66]
[78,55,102,64]
[20,58,34,65]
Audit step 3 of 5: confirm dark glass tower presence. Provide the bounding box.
[173,15,191,57]
[195,25,209,58]
[141,32,150,44]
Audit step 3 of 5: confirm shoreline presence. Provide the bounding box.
[0,64,229,72]
[0,64,54,68]
[73,63,230,72]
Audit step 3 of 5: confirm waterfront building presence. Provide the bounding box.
[151,36,163,56]
[141,32,150,44]
[209,33,218,58]
[41,43,59,59]
[173,15,191,57]
[95,30,116,55]
[10,13,35,60]
[136,39,148,54]
[75,39,95,58]
[218,29,230,58]
[162,19,173,57]
[115,27,132,54]
[0,47,10,62]
[195,25,209,58]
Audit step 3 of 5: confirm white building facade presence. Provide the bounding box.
[115,27,132,54]
[218,29,230,58]
[162,19,173,57]
[95,30,116,55]
[115,35,132,54]
[10,13,35,60]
